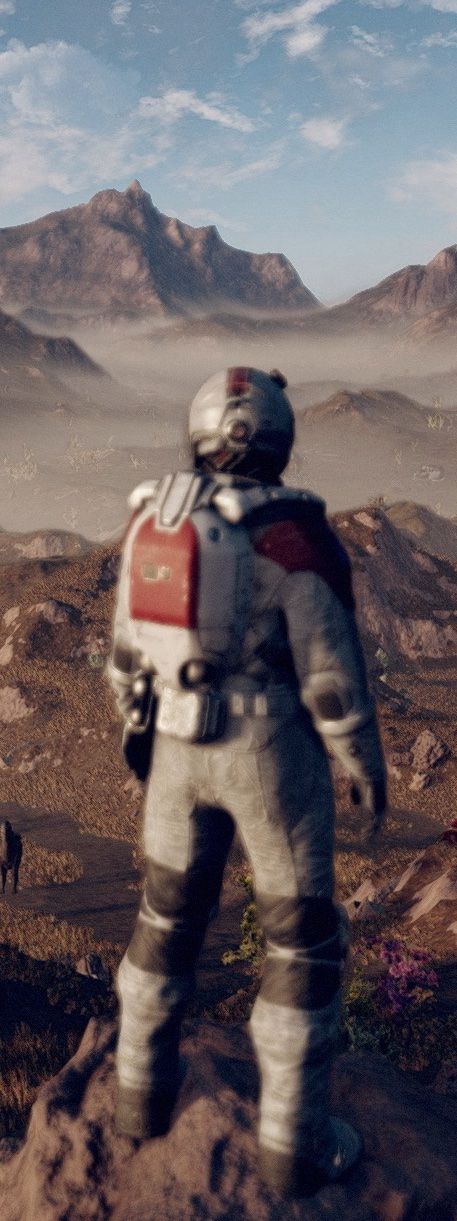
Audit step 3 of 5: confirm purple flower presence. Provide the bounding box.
[372,939,439,1016]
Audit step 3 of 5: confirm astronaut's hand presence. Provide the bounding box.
[350,773,387,842]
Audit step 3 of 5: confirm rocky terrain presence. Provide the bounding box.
[400,302,457,348]
[0,181,317,322]
[291,388,457,519]
[0,1016,456,1221]
[385,502,457,565]
[0,309,104,378]
[0,528,91,563]
[0,506,455,1215]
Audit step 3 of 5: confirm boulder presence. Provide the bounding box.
[0,1018,456,1220]
[76,954,111,985]
[410,731,450,773]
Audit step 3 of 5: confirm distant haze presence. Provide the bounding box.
[1,307,456,541]
[1,187,457,539]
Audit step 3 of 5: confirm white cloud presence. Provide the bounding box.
[357,0,404,7]
[300,115,347,147]
[182,207,248,233]
[138,89,254,132]
[110,1,132,26]
[0,38,262,210]
[287,24,328,54]
[175,142,284,189]
[0,120,160,205]
[234,1,274,8]
[361,0,457,7]
[421,29,457,44]
[348,73,372,88]
[241,0,338,59]
[0,38,134,123]
[391,153,457,214]
[0,39,161,204]
[0,2,15,14]
[349,26,394,56]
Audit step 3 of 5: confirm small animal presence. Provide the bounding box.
[0,819,22,894]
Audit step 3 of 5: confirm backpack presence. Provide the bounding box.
[123,471,254,689]
[118,470,324,744]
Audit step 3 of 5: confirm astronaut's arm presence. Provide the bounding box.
[280,569,387,835]
[106,538,144,721]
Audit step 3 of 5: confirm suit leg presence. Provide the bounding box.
[116,736,234,1139]
[216,715,358,1193]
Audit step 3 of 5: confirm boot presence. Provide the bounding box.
[115,1080,178,1140]
[258,1117,362,1197]
[115,1056,187,1141]
[251,993,362,1197]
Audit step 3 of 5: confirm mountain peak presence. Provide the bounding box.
[125,179,151,201]
[0,185,318,319]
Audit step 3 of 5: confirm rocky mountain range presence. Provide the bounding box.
[331,245,457,326]
[0,181,456,342]
[0,309,103,377]
[0,180,317,322]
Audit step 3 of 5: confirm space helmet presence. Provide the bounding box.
[188,366,294,479]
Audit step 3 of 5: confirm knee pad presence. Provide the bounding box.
[257,895,347,1010]
[258,894,339,948]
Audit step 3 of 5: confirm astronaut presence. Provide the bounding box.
[107,367,387,1197]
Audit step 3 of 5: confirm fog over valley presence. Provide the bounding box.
[1,184,457,539]
[0,311,456,541]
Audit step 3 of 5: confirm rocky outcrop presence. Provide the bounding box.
[0,1017,456,1220]
[345,837,457,952]
[0,181,318,321]
[334,506,457,662]
[0,530,91,562]
[384,502,457,565]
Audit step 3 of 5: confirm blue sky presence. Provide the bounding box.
[1,1,457,302]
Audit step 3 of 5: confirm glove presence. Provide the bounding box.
[122,716,155,783]
[324,714,387,841]
[350,773,387,841]
[106,657,148,726]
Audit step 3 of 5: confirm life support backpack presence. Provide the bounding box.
[118,470,325,738]
[121,471,255,690]
[117,470,326,744]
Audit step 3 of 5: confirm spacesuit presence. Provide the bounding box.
[107,367,387,1196]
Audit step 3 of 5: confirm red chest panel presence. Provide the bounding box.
[129,515,200,628]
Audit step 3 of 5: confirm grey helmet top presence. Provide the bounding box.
[189,366,295,478]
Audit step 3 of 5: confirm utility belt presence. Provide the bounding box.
[153,680,300,743]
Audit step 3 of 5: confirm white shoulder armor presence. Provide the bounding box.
[128,480,160,513]
[212,482,325,525]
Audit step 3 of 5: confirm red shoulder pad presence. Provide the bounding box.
[254,519,355,609]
